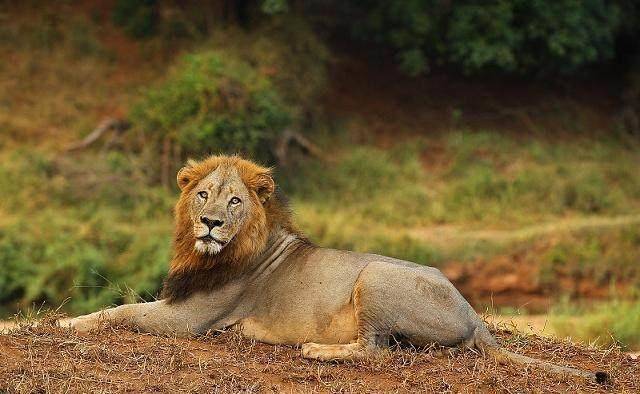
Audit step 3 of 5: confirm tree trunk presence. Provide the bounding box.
[161,136,172,190]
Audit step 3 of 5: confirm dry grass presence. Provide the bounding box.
[0,317,637,393]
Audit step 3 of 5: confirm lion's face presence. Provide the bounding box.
[173,156,276,266]
[188,166,255,255]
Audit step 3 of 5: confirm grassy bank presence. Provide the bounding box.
[1,135,639,316]
[290,136,640,282]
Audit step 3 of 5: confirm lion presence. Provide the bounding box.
[64,155,607,384]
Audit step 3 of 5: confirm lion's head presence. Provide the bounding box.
[162,155,308,302]
[170,155,277,274]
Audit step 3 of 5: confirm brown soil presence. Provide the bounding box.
[0,320,638,393]
[445,257,556,312]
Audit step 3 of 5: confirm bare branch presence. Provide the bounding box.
[274,128,324,166]
[66,118,130,152]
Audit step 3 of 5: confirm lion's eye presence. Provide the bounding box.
[197,191,208,200]
[230,197,241,205]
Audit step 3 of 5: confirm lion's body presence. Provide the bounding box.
[238,247,485,348]
[64,155,604,382]
[69,234,487,348]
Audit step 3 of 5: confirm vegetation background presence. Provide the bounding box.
[0,0,639,350]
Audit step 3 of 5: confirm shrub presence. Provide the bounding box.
[0,212,171,313]
[0,150,173,314]
[349,0,622,75]
[131,50,292,164]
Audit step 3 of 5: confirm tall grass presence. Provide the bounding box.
[438,131,640,224]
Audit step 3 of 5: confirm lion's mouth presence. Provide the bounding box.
[197,235,228,245]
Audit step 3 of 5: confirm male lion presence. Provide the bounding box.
[65,155,606,383]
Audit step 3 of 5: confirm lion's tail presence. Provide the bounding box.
[471,325,609,384]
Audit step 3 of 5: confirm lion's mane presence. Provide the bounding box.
[161,155,305,303]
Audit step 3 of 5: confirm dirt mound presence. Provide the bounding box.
[0,321,637,393]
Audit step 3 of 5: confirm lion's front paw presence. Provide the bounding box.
[301,342,323,359]
[59,316,99,333]
[301,342,363,361]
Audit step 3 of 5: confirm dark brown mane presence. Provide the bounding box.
[161,156,306,303]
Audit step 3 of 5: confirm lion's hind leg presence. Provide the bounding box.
[301,267,388,362]
[301,331,387,361]
[301,260,483,362]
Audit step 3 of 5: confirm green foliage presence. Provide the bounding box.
[287,144,430,227]
[0,212,171,313]
[551,300,640,349]
[261,0,289,15]
[127,19,328,170]
[0,151,172,314]
[112,0,158,39]
[448,2,520,72]
[438,131,640,223]
[398,48,429,77]
[540,225,640,289]
[349,0,622,75]
[131,50,292,161]
[103,0,631,76]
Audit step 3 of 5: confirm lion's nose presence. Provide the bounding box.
[200,216,224,230]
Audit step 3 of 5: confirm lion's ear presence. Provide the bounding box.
[253,173,275,204]
[177,159,200,190]
[177,166,193,190]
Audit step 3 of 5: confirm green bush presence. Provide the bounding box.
[0,212,171,313]
[0,150,173,314]
[131,50,292,162]
[349,0,622,75]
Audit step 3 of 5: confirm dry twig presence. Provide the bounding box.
[274,128,324,166]
[66,117,130,152]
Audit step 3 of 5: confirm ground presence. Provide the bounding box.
[0,319,638,393]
